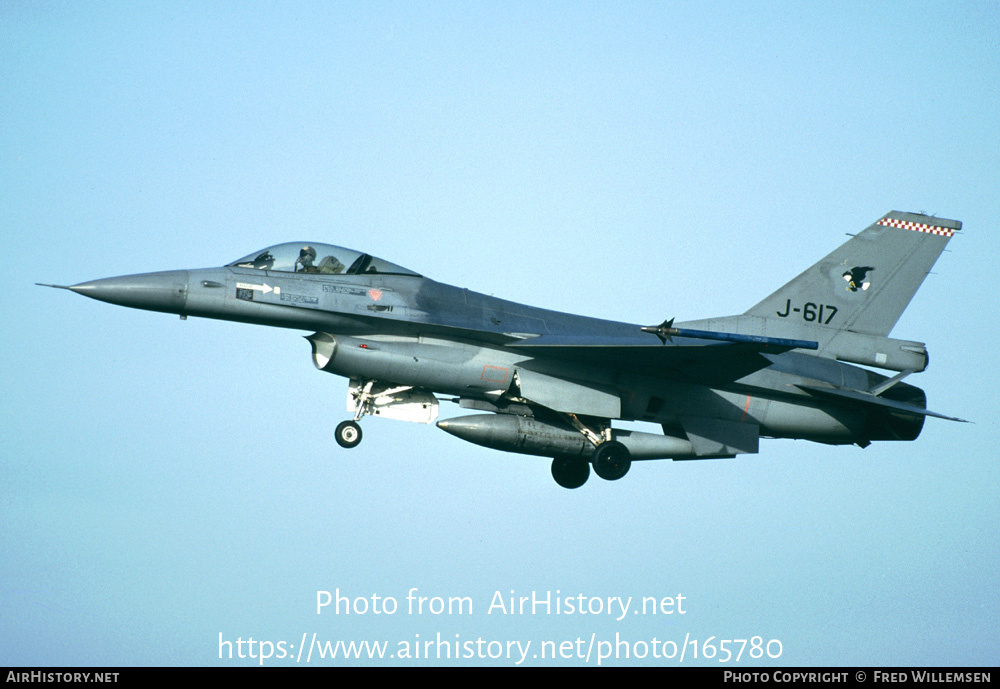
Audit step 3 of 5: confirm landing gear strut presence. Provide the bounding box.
[556,413,632,484]
[336,379,386,450]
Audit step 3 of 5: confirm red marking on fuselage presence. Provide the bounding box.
[482,365,509,384]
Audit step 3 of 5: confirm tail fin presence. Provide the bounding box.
[743,211,960,337]
[677,211,961,372]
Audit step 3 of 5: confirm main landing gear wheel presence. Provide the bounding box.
[551,455,590,489]
[335,420,363,449]
[591,440,631,481]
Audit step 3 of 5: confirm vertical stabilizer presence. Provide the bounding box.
[743,211,960,338]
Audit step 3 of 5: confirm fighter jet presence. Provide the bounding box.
[40,211,966,488]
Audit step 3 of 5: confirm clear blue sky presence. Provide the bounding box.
[2,1,997,666]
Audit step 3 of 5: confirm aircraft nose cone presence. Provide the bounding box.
[69,270,190,314]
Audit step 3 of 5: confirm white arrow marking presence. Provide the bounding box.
[236,282,279,295]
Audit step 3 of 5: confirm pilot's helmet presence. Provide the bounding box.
[300,246,317,261]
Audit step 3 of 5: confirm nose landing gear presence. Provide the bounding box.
[335,420,363,448]
[334,378,441,450]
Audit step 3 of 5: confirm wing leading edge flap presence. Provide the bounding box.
[796,384,968,422]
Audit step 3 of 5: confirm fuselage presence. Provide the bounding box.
[68,258,923,448]
[47,212,964,487]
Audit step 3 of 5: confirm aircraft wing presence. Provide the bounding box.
[508,331,818,386]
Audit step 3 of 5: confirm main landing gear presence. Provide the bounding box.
[551,455,590,489]
[550,413,633,488]
[591,440,631,481]
[552,430,632,488]
[550,440,632,489]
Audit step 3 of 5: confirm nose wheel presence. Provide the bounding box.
[335,420,363,448]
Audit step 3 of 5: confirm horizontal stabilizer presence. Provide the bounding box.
[797,384,968,422]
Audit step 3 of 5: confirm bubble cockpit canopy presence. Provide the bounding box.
[227,242,421,277]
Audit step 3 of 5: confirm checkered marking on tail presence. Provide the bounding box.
[878,217,956,237]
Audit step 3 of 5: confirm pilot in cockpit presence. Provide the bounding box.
[294,246,317,272]
[294,245,345,274]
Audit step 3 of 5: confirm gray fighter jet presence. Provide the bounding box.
[41,211,966,488]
